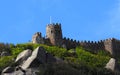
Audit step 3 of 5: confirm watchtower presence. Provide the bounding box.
[46,23,63,46]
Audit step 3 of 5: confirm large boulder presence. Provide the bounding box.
[46,53,56,63]
[55,57,64,63]
[24,68,39,75]
[105,58,117,71]
[15,49,32,65]
[21,47,46,70]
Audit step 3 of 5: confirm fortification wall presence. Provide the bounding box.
[32,23,120,58]
[62,37,105,52]
[62,37,80,49]
[79,40,105,52]
[32,32,120,57]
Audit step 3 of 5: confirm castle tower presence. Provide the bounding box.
[46,23,63,46]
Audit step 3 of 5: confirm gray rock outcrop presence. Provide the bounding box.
[55,57,64,63]
[105,58,116,71]
[15,49,32,65]
[21,47,46,70]
[46,53,56,63]
[1,46,57,75]
[105,58,120,71]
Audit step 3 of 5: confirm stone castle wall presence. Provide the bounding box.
[62,37,80,49]
[79,40,105,52]
[32,23,120,57]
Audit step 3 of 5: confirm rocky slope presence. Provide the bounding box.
[1,46,58,75]
[0,43,120,75]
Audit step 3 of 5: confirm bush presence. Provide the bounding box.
[11,43,67,58]
[11,47,24,56]
[76,47,110,68]
[0,56,14,73]
[0,43,11,54]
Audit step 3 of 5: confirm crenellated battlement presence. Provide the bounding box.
[46,23,61,29]
[32,23,120,57]
[62,37,80,49]
[63,37,79,44]
[79,40,104,52]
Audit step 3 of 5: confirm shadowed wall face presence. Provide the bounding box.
[104,38,120,57]
[104,39,113,55]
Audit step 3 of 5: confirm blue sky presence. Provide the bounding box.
[0,0,120,44]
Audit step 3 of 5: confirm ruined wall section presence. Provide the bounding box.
[32,32,44,44]
[43,37,52,46]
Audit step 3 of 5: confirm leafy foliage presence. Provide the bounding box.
[0,56,15,73]
[14,43,67,58]
[0,43,11,54]
[76,47,110,68]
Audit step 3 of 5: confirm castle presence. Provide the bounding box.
[32,23,120,58]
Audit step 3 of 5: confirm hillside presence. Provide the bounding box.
[1,23,120,75]
[0,43,119,75]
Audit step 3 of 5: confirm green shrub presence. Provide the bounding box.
[11,47,24,56]
[16,43,33,50]
[11,43,67,58]
[64,57,78,63]
[0,56,14,73]
[76,47,110,68]
[44,46,67,58]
